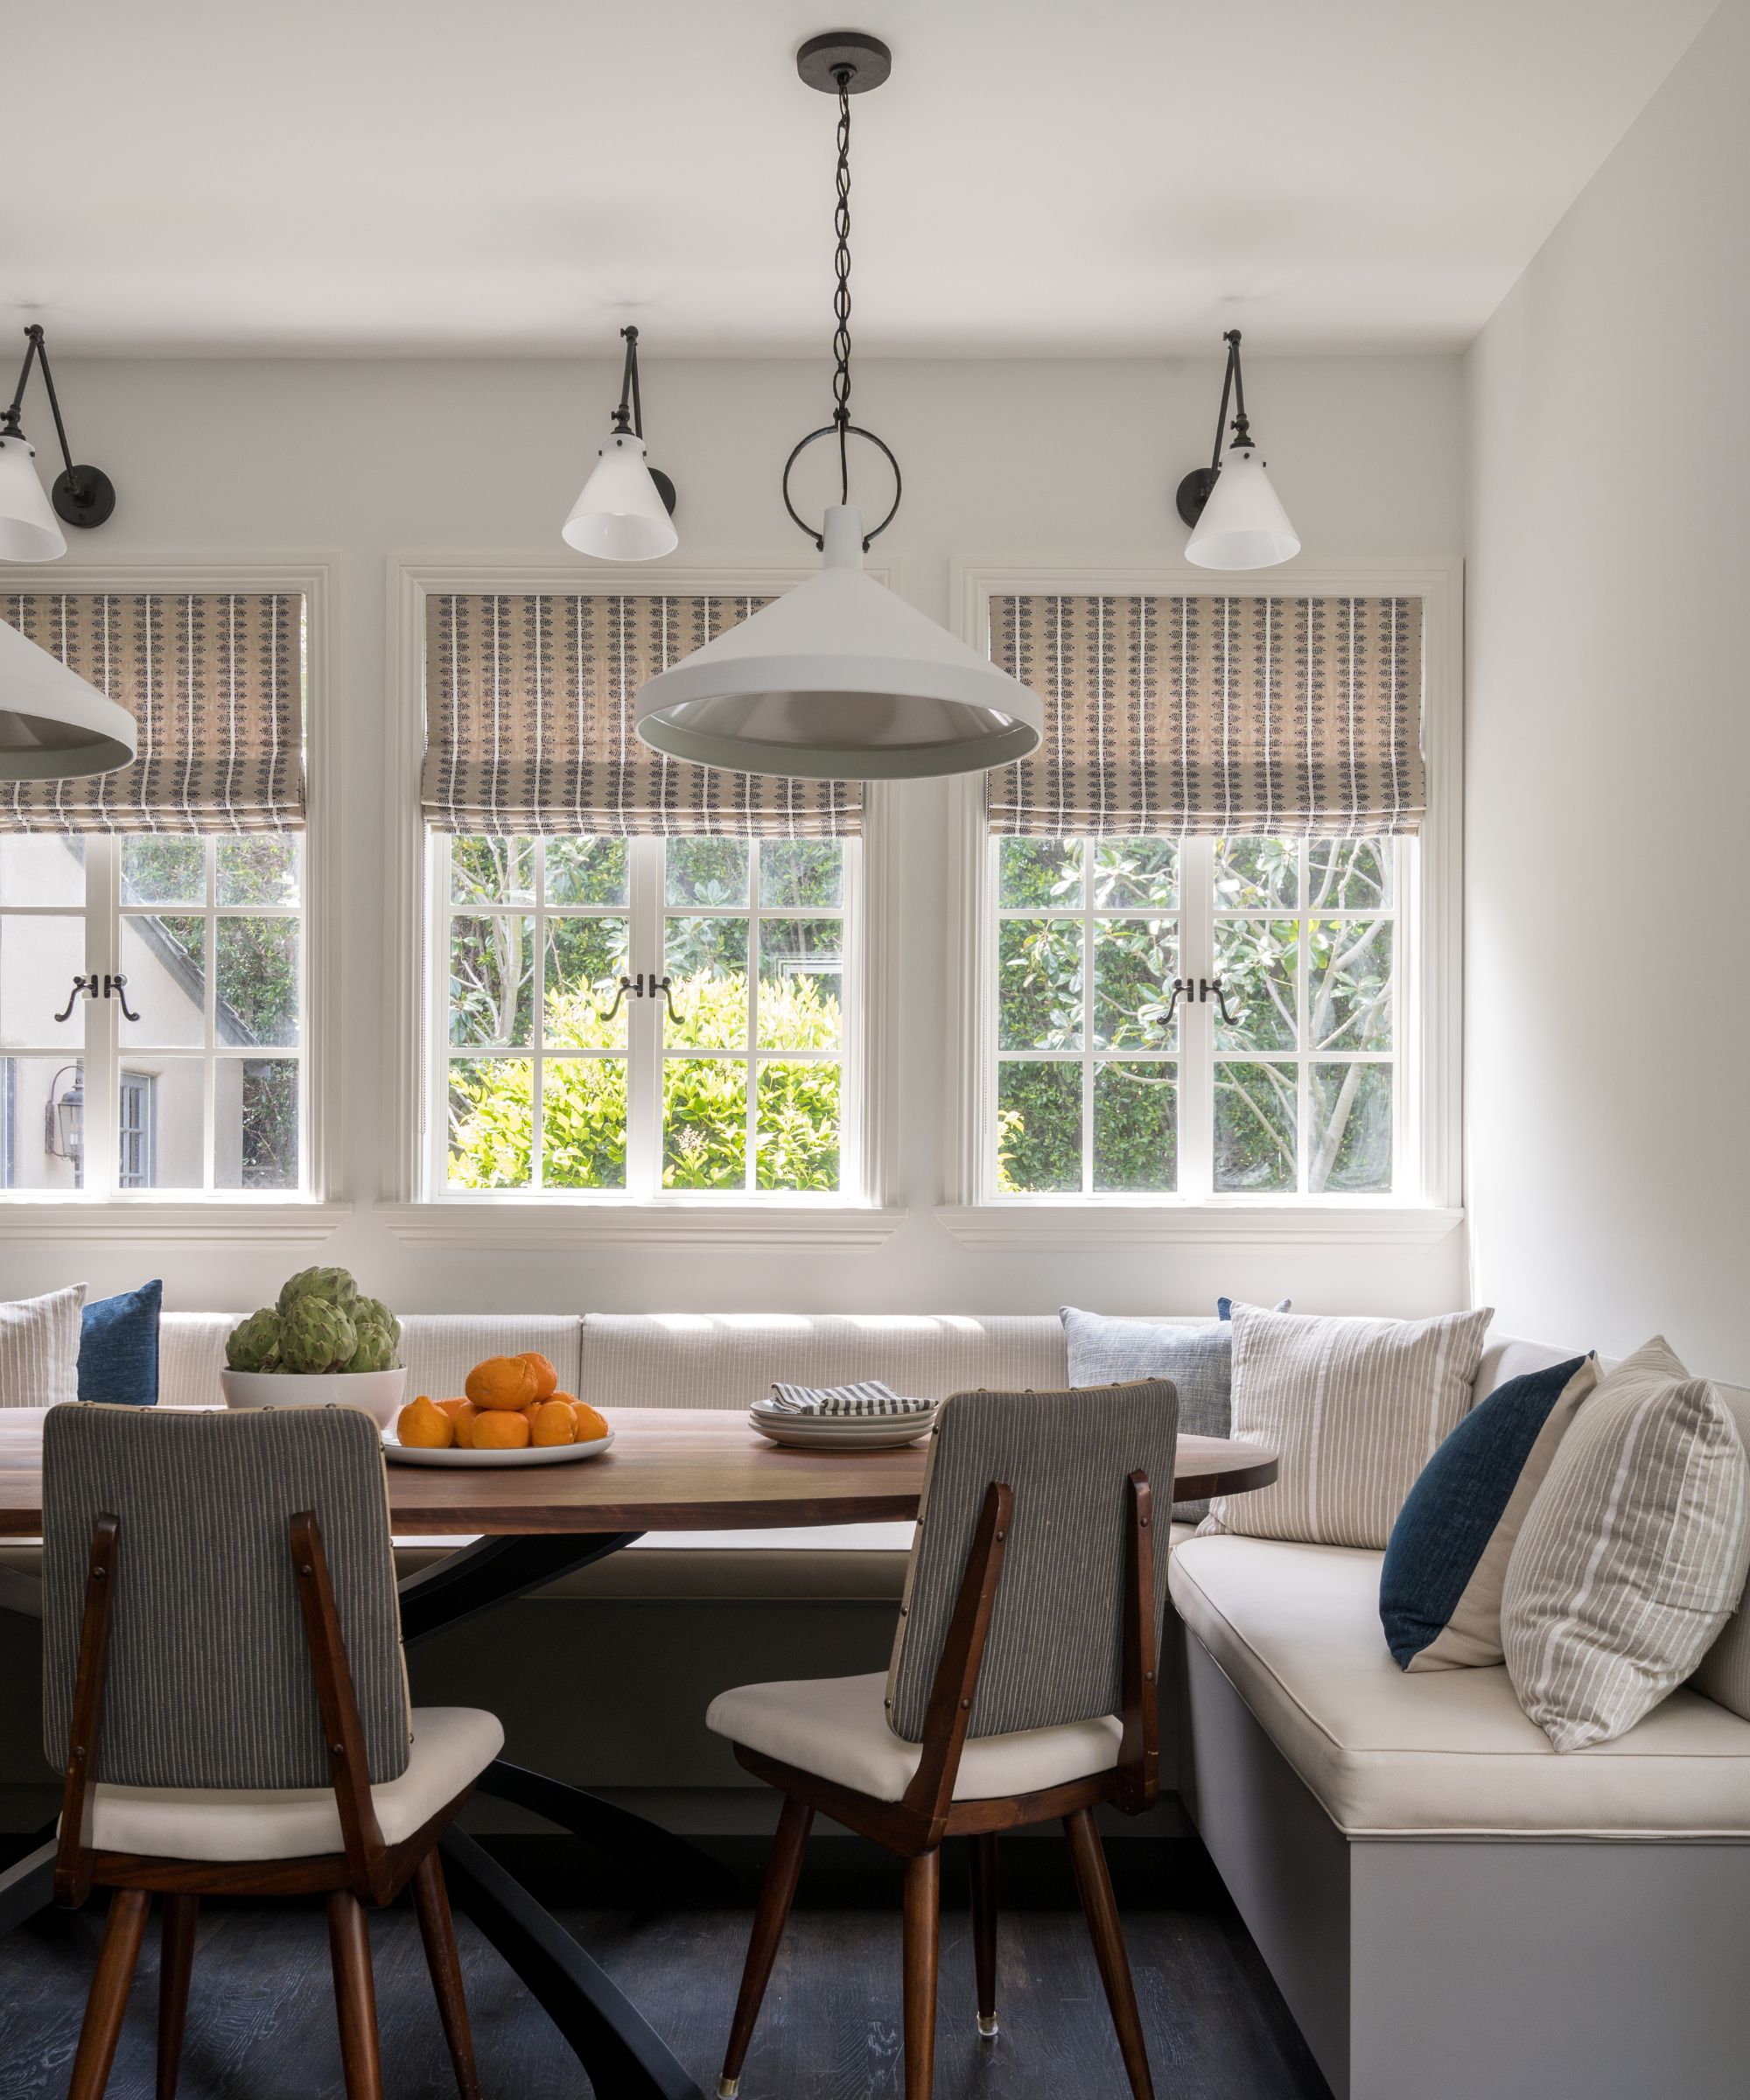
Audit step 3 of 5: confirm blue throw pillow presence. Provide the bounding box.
[1062,1298,1290,1521]
[1380,1354,1595,1671]
[78,1280,162,1407]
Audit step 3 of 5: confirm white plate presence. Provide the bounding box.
[382,1430,615,1467]
[749,1413,934,1451]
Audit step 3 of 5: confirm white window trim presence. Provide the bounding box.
[937,555,1464,1251]
[0,555,350,1244]
[380,558,905,1247]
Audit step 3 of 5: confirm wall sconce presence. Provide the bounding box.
[1175,329,1300,570]
[561,325,679,561]
[0,326,116,562]
[44,1064,84,1169]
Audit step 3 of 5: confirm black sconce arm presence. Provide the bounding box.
[1176,328,1254,530]
[609,325,677,518]
[2,325,116,530]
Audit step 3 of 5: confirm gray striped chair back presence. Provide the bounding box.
[885,1382,1179,1743]
[42,1405,410,1790]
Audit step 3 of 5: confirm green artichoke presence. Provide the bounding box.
[226,1306,283,1373]
[276,1265,359,1319]
[278,1294,358,1375]
[345,1298,401,1374]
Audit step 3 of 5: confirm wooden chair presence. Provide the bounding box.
[41,1401,504,2100]
[706,1379,1180,2100]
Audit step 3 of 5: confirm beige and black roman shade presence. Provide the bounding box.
[988,593,1424,837]
[0,593,304,833]
[423,593,862,837]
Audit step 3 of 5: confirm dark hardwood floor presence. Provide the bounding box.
[0,1835,1332,2099]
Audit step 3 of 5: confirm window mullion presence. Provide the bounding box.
[1180,836,1214,1201]
[81,836,121,1202]
[746,846,760,1194]
[629,836,661,1200]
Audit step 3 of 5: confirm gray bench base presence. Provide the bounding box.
[1177,1625,1750,2100]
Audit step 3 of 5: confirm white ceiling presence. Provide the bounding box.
[4,0,1717,358]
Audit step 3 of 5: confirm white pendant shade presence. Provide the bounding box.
[0,615,136,780]
[1185,443,1301,571]
[562,428,678,562]
[0,433,67,564]
[634,507,1044,780]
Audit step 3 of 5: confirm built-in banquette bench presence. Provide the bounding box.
[4,1311,1746,2100]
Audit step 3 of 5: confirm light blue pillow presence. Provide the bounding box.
[1061,1298,1290,1519]
[1380,1354,1595,1671]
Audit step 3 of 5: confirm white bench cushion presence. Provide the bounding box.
[706,1670,1121,1802]
[1171,1536,1750,1839]
[84,1705,502,1862]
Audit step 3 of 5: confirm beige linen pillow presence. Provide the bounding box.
[1690,1381,1750,1721]
[0,1284,86,1408]
[1502,1337,1750,1752]
[1199,1302,1494,1549]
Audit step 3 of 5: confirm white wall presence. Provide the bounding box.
[1466,0,1749,1382]
[1,349,1466,1319]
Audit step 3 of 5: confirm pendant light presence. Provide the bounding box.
[562,325,679,562]
[0,325,135,780]
[1176,330,1300,570]
[634,32,1042,780]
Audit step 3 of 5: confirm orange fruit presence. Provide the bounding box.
[437,1398,468,1419]
[520,1352,560,1402]
[397,1397,454,1449]
[452,1401,480,1448]
[530,1399,578,1447]
[466,1356,539,1410]
[472,1410,531,1452]
[572,1402,609,1444]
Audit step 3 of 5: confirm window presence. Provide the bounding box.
[430,832,855,1199]
[0,832,305,1197]
[989,833,1405,1200]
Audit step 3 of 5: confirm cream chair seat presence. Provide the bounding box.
[707,1672,1122,1803]
[82,1706,504,1863]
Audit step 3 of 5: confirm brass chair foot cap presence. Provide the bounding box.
[718,2081,740,2098]
[977,2014,999,2039]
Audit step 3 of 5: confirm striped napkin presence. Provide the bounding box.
[764,1380,934,1418]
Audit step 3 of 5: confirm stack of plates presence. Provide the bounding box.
[749,1401,937,1451]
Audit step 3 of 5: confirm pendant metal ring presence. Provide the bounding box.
[780,423,903,550]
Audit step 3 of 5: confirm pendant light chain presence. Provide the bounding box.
[831,69,854,504]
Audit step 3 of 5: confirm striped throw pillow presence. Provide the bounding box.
[0,1284,85,1408]
[1200,1303,1494,1549]
[1502,1337,1750,1752]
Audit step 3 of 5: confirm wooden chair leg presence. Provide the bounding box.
[326,1890,383,2100]
[410,1849,482,2100]
[66,1886,151,2100]
[970,1834,998,2039]
[1064,1808,1154,2100]
[156,1894,199,2100]
[901,1848,941,2100]
[718,1794,813,2098]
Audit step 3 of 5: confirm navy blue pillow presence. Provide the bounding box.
[78,1279,162,1406]
[1380,1354,1592,1672]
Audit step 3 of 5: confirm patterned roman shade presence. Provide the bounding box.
[423,593,862,837]
[987,593,1424,837]
[0,592,304,834]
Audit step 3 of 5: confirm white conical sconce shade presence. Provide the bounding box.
[562,428,678,562]
[1185,443,1300,570]
[0,616,136,780]
[0,433,67,563]
[634,507,1044,780]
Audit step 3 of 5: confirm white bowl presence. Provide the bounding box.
[220,1366,409,1432]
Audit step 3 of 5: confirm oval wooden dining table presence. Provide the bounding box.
[0,1404,1278,2100]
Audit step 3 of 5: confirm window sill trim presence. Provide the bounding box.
[374,1201,909,1251]
[0,1201,353,1244]
[934,1202,1462,1250]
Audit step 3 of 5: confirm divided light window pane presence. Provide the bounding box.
[0,834,305,1197]
[990,835,1400,1201]
[438,834,851,1200]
